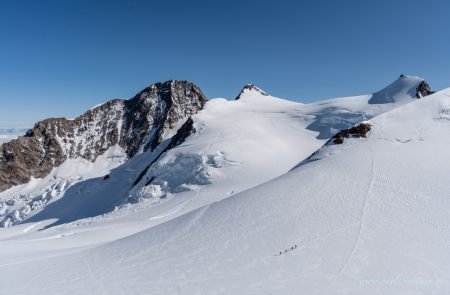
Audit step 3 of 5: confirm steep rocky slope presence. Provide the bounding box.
[0,80,207,192]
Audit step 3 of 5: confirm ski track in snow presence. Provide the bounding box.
[25,232,76,241]
[148,198,194,221]
[337,146,375,275]
[276,220,361,257]
[23,222,41,233]
[83,254,109,295]
[0,246,87,268]
[148,188,201,221]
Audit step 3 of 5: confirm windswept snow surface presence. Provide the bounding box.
[1,76,447,294]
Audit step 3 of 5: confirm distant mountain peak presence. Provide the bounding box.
[235,84,269,100]
[369,75,433,104]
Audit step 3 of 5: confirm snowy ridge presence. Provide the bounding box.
[369,75,425,104]
[128,94,319,207]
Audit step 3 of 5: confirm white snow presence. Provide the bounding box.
[0,145,127,227]
[0,76,447,294]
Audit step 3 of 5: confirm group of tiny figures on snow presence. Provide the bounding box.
[278,244,297,256]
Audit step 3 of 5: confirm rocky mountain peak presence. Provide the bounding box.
[123,80,207,154]
[235,84,269,100]
[369,75,433,104]
[0,80,207,193]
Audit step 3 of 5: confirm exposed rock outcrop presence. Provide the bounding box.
[235,84,268,100]
[0,80,207,192]
[132,117,196,187]
[416,81,434,98]
[369,75,432,104]
[333,123,372,144]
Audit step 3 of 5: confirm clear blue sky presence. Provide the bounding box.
[1,0,449,128]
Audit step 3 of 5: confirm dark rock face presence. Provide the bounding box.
[333,123,372,144]
[235,84,268,100]
[123,80,206,154]
[166,117,195,150]
[416,81,434,98]
[132,116,196,187]
[0,80,207,192]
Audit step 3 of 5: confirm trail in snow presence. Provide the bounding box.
[148,188,201,221]
[0,245,88,268]
[276,220,361,257]
[23,222,41,233]
[338,146,375,275]
[25,232,76,241]
[147,201,191,221]
[83,254,109,295]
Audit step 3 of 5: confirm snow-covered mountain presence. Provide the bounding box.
[0,75,427,227]
[0,75,447,294]
[0,80,206,192]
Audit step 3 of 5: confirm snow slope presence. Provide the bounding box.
[0,145,127,227]
[0,83,448,294]
[128,76,424,211]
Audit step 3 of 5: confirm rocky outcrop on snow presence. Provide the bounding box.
[295,122,373,168]
[369,75,431,104]
[0,80,207,192]
[332,123,371,144]
[416,81,434,98]
[235,84,268,100]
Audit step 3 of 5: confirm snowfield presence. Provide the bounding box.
[1,76,449,294]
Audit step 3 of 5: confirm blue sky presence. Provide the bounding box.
[1,0,449,128]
